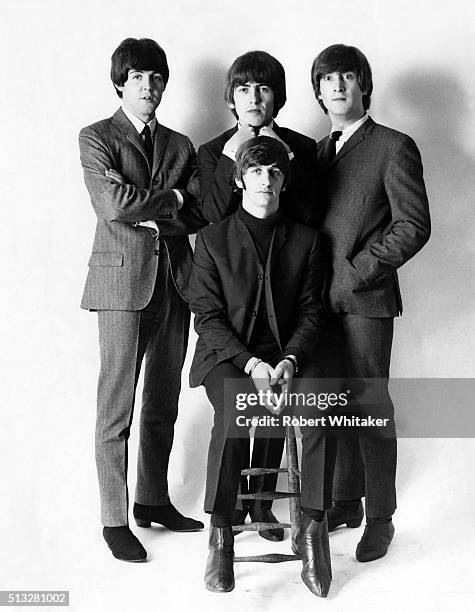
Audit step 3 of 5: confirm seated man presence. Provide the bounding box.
[189,137,335,597]
[198,50,319,540]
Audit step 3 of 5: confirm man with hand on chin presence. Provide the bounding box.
[79,38,204,563]
[197,50,319,541]
[199,50,318,225]
[311,44,430,563]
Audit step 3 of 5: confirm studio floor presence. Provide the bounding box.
[2,437,475,612]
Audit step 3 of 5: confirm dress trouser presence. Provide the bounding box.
[316,313,397,519]
[203,360,336,517]
[237,437,285,512]
[95,247,190,526]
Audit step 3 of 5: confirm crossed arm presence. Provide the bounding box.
[79,127,206,236]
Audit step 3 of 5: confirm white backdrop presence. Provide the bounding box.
[1,1,475,610]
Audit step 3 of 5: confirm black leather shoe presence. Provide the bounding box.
[204,526,235,593]
[232,508,248,535]
[356,519,394,562]
[297,515,332,598]
[102,526,147,562]
[249,508,284,542]
[133,502,204,532]
[327,500,364,532]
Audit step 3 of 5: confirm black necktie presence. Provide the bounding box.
[141,124,154,168]
[329,130,343,159]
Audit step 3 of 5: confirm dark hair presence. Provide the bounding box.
[110,38,169,98]
[311,44,373,113]
[224,51,286,118]
[234,136,291,189]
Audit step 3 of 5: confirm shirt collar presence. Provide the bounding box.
[331,114,369,143]
[122,104,157,137]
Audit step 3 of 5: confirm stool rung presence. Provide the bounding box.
[238,491,300,500]
[240,467,287,476]
[235,553,300,563]
[233,521,291,531]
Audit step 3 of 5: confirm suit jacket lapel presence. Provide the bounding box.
[331,117,375,165]
[319,136,334,169]
[270,222,288,269]
[152,124,170,179]
[235,214,262,265]
[113,108,150,171]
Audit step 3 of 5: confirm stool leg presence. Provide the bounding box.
[286,425,301,550]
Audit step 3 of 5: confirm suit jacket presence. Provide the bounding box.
[79,108,206,309]
[188,211,325,387]
[198,124,318,224]
[315,117,431,317]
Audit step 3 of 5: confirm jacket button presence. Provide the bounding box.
[154,249,159,255]
[252,310,257,316]
[257,273,264,280]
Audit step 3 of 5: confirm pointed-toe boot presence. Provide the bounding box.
[298,515,332,597]
[204,526,235,593]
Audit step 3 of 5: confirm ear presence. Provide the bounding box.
[281,185,286,192]
[227,102,235,110]
[235,178,243,190]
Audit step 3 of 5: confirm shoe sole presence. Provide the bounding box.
[258,531,284,542]
[204,583,235,593]
[301,572,329,598]
[356,546,391,562]
[135,519,203,532]
[111,554,147,562]
[328,518,363,532]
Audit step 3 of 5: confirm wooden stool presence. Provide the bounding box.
[233,424,302,563]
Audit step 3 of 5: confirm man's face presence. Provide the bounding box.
[318,71,365,123]
[117,69,165,123]
[237,163,284,211]
[229,82,275,127]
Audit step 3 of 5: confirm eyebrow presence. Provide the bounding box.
[128,69,162,75]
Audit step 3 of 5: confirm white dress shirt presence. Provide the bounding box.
[332,114,369,155]
[121,105,184,233]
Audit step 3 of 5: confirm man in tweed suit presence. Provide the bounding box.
[311,44,430,562]
[79,38,204,562]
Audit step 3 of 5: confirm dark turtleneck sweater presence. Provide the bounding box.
[231,205,283,370]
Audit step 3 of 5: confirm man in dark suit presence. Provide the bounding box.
[198,50,319,540]
[189,137,335,596]
[310,44,431,562]
[79,38,204,562]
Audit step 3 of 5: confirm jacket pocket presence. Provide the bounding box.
[88,252,124,267]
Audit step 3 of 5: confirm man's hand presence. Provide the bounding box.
[251,361,278,413]
[258,125,291,155]
[271,359,295,386]
[105,169,126,184]
[223,125,256,160]
[270,359,294,415]
[250,361,290,416]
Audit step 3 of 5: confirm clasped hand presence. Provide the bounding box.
[223,124,291,160]
[250,359,294,416]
